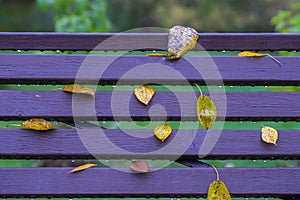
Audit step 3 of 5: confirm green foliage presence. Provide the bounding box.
[271,2,300,56]
[271,2,300,33]
[107,0,292,32]
[0,0,53,31]
[36,0,111,32]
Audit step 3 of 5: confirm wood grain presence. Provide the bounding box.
[0,128,299,159]
[0,90,299,121]
[0,167,299,197]
[0,54,299,85]
[1,32,299,198]
[0,32,300,51]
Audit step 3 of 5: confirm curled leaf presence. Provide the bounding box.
[62,84,95,97]
[167,25,199,59]
[208,180,231,200]
[238,51,282,66]
[195,84,217,129]
[134,85,155,105]
[7,118,54,131]
[70,163,97,173]
[238,51,265,57]
[261,126,278,145]
[154,124,172,142]
[130,160,149,173]
[146,53,166,57]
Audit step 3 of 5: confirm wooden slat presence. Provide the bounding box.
[0,32,300,51]
[0,54,299,85]
[0,168,299,197]
[0,90,299,121]
[0,128,299,159]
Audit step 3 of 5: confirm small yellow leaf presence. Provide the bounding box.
[208,180,231,200]
[134,85,155,105]
[146,53,166,57]
[167,25,199,59]
[62,84,95,97]
[70,163,96,173]
[195,84,217,129]
[154,124,172,142]
[21,118,54,130]
[261,126,278,145]
[130,160,149,173]
[238,51,282,66]
[238,51,266,57]
[7,118,54,130]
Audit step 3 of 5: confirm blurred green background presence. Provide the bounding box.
[1,1,300,199]
[0,0,299,33]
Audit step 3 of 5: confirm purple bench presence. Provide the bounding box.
[0,32,300,198]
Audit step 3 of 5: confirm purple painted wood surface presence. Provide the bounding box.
[0,168,299,197]
[0,32,300,51]
[0,90,299,121]
[0,128,299,159]
[0,54,299,85]
[1,32,299,198]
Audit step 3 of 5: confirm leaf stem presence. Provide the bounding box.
[266,54,282,66]
[210,164,220,181]
[194,83,203,96]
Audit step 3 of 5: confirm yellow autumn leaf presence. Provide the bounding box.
[153,124,172,142]
[7,118,54,131]
[130,160,149,173]
[208,164,231,200]
[195,84,217,129]
[208,180,231,200]
[261,126,278,145]
[146,53,166,57]
[167,25,199,59]
[134,85,155,105]
[238,51,282,66]
[70,163,97,173]
[238,51,266,57]
[61,84,95,97]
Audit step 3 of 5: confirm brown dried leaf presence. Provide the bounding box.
[134,85,155,105]
[261,126,278,145]
[154,124,172,142]
[70,163,97,173]
[167,25,199,59]
[62,84,95,97]
[130,160,149,173]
